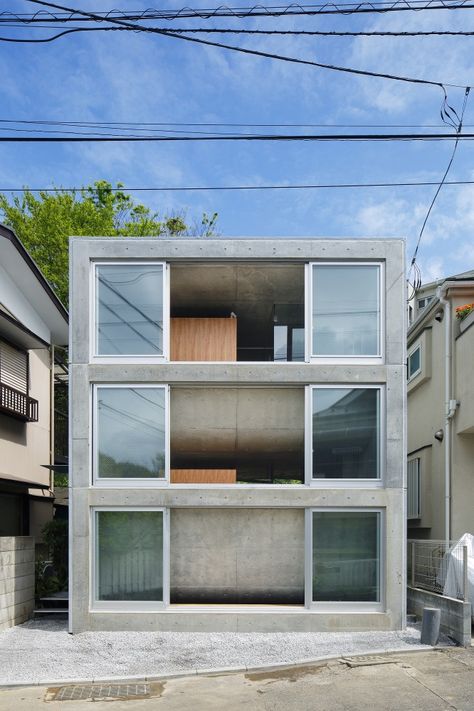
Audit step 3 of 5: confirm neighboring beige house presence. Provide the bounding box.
[0,224,68,541]
[407,270,474,542]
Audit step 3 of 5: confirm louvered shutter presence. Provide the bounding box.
[0,340,28,394]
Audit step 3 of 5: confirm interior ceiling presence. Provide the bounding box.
[170,264,304,323]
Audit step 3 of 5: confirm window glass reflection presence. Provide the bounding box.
[312,265,380,356]
[312,388,380,479]
[97,387,166,479]
[96,264,163,356]
[312,511,380,602]
[408,347,421,379]
[97,511,163,601]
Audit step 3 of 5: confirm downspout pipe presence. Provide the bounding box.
[436,284,458,548]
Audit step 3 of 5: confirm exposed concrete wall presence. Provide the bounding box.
[407,586,471,647]
[170,387,304,457]
[0,537,35,631]
[170,508,305,603]
[69,237,406,633]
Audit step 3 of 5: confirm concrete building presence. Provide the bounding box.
[69,237,406,633]
[0,224,68,540]
[407,270,474,542]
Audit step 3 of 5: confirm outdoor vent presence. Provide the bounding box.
[407,458,421,519]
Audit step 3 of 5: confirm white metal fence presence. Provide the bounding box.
[408,539,470,602]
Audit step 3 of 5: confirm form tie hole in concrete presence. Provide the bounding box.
[420,607,441,646]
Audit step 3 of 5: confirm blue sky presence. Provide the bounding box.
[2,0,474,283]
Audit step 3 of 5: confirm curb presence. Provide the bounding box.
[0,645,442,689]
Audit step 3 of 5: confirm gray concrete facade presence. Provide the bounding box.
[69,237,406,633]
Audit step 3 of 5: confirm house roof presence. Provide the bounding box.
[446,268,474,281]
[409,270,474,342]
[417,269,474,294]
[0,224,68,346]
[0,474,49,490]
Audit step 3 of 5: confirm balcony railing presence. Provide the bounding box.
[0,381,39,422]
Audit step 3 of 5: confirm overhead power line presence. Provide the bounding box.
[24,0,468,90]
[2,179,474,192]
[6,0,474,22]
[410,87,471,277]
[6,26,474,42]
[2,131,474,141]
[2,119,474,128]
[0,124,469,137]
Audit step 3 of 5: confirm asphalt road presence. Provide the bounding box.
[1,648,473,710]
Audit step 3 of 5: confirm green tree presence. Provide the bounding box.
[0,181,218,305]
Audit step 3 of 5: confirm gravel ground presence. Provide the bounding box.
[0,619,454,686]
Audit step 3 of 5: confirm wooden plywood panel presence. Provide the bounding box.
[170,318,236,361]
[170,469,237,484]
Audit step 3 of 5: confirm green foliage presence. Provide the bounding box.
[35,519,69,598]
[0,180,218,306]
[98,452,165,478]
[54,473,68,488]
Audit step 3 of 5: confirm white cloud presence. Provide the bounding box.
[346,12,474,116]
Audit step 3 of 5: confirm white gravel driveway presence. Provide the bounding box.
[0,619,452,686]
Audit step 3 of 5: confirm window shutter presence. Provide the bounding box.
[0,340,28,394]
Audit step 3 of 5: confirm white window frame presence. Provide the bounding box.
[305,384,384,488]
[92,384,170,488]
[305,508,385,612]
[90,260,169,363]
[91,506,170,611]
[407,344,422,382]
[307,262,384,364]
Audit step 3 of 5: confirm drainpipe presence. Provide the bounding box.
[436,285,458,548]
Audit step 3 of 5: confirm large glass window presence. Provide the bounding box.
[312,387,381,480]
[95,386,167,481]
[95,263,164,356]
[311,511,381,603]
[312,264,381,357]
[95,510,164,603]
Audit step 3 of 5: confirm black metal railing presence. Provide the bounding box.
[0,381,39,422]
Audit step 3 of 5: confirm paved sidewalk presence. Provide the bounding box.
[0,648,473,710]
[0,619,454,686]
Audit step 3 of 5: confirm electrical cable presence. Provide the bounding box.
[2,132,474,141]
[6,0,474,22]
[0,123,470,137]
[24,0,469,90]
[2,119,473,128]
[6,26,474,41]
[2,179,474,192]
[409,86,470,287]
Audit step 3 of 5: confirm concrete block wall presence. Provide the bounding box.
[69,237,406,633]
[0,537,35,631]
[408,586,472,647]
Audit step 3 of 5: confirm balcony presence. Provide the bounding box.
[0,381,38,422]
